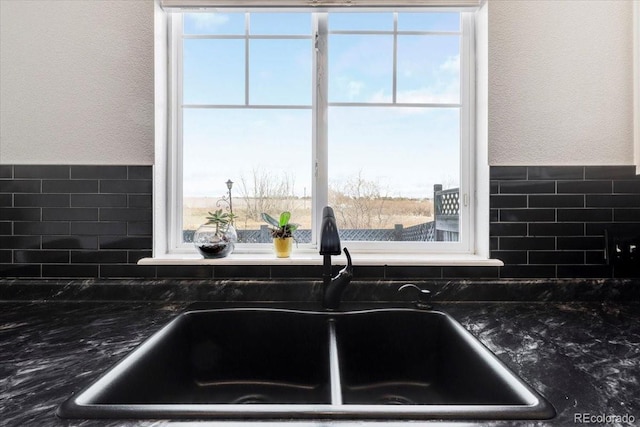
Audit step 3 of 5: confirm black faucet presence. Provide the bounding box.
[319,206,353,310]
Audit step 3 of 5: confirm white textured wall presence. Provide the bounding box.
[489,0,634,166]
[0,0,154,165]
[0,0,635,166]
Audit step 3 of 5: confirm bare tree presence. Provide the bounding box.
[329,171,390,229]
[238,167,298,228]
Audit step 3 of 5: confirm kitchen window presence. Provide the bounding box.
[160,7,480,258]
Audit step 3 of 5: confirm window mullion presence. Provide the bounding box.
[312,12,329,246]
[245,12,250,106]
[392,12,398,104]
[172,13,185,253]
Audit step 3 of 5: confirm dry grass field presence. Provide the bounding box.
[183,196,434,231]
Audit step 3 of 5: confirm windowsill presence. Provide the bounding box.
[138,253,504,267]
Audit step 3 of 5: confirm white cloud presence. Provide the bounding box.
[439,55,460,73]
[347,80,364,99]
[191,13,230,31]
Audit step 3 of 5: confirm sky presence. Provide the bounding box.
[180,12,462,201]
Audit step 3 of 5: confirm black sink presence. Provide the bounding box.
[335,310,552,419]
[57,308,554,420]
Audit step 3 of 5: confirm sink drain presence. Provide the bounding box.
[377,394,415,405]
[232,394,270,404]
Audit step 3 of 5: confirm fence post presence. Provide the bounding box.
[394,224,403,241]
[260,225,270,243]
[433,184,442,241]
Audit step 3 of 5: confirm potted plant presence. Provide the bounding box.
[193,209,238,259]
[261,211,298,258]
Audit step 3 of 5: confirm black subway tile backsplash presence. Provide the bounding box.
[527,166,584,180]
[557,180,613,194]
[14,250,69,264]
[557,208,613,223]
[499,208,555,222]
[490,222,527,237]
[0,222,12,235]
[0,165,151,279]
[0,264,41,277]
[42,264,99,278]
[0,180,41,193]
[499,237,555,251]
[613,180,640,193]
[490,195,527,209]
[99,236,152,250]
[499,181,556,194]
[2,164,639,280]
[42,208,98,222]
[489,166,527,180]
[128,166,153,180]
[586,195,640,208]
[492,165,640,279]
[43,180,98,194]
[0,194,12,207]
[0,165,12,178]
[529,195,584,208]
[70,165,128,180]
[528,251,584,265]
[128,194,152,208]
[99,208,151,222]
[71,250,128,264]
[0,208,41,221]
[100,180,152,194]
[584,166,637,180]
[529,222,585,237]
[14,193,70,207]
[70,222,127,236]
[14,165,69,179]
[70,194,127,208]
[127,222,152,236]
[557,236,605,251]
[13,222,70,236]
[0,250,11,263]
[42,236,98,250]
[0,235,41,249]
[614,209,640,222]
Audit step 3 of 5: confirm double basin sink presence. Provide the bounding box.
[57,307,554,420]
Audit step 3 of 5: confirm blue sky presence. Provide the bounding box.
[181,12,461,200]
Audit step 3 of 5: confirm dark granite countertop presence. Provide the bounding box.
[2,299,639,426]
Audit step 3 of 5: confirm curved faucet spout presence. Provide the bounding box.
[323,247,353,310]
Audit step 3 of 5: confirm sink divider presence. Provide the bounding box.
[327,319,343,406]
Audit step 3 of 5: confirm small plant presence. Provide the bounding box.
[205,209,237,236]
[261,211,299,239]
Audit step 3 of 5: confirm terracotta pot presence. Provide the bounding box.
[273,237,293,258]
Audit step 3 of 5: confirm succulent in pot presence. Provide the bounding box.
[193,209,238,259]
[261,211,299,258]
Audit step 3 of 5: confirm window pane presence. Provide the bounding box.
[328,107,459,242]
[397,35,460,104]
[250,13,311,35]
[397,12,460,32]
[183,13,245,35]
[329,35,393,103]
[182,109,312,243]
[329,13,393,31]
[249,39,312,105]
[183,39,245,105]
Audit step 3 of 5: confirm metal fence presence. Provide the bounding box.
[184,186,459,243]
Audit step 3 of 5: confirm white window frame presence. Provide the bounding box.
[156,6,481,259]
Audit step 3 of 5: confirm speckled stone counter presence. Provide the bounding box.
[2,300,639,426]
